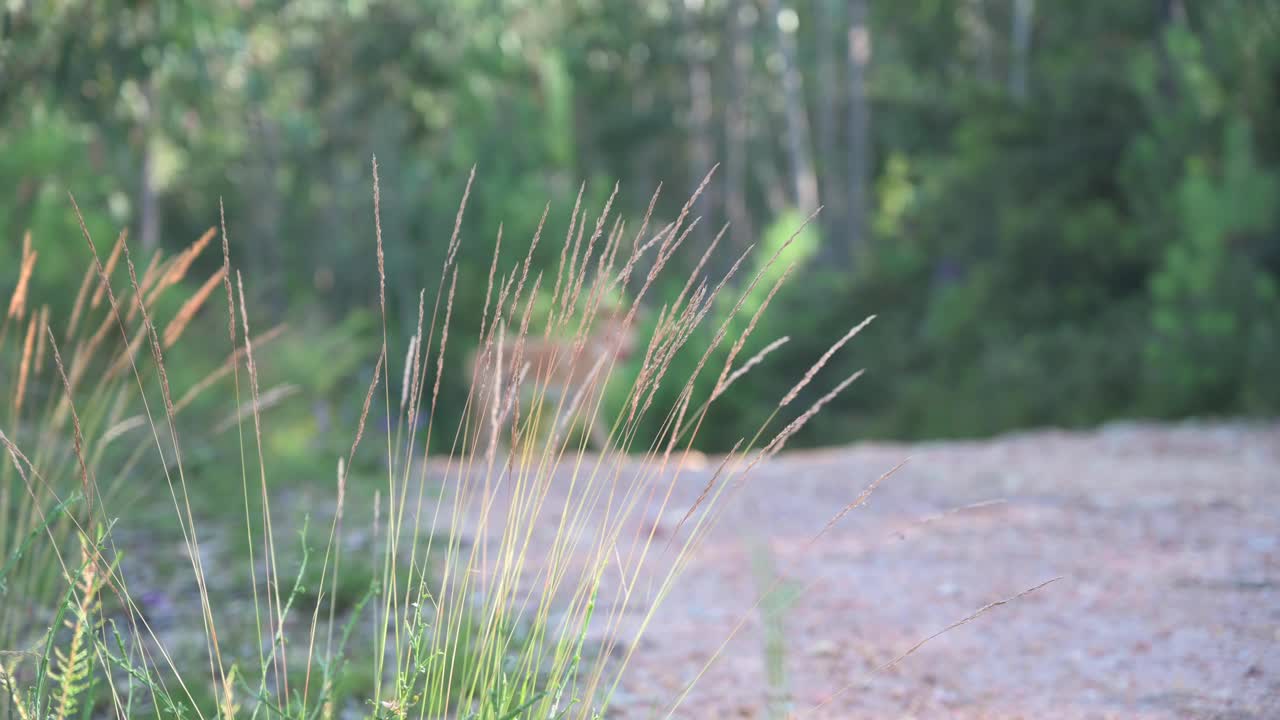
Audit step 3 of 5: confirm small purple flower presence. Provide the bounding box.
[932,258,965,285]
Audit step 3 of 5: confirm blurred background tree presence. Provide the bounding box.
[3,0,1277,452]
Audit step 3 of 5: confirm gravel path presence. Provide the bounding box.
[481,422,1279,719]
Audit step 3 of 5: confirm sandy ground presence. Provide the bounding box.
[474,421,1279,719]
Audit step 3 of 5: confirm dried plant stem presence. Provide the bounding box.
[808,459,910,546]
[795,576,1065,717]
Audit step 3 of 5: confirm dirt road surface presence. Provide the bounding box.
[485,422,1278,719]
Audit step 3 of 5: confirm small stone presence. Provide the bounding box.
[808,639,840,658]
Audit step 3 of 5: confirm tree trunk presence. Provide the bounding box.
[678,0,716,251]
[139,80,160,252]
[139,139,160,252]
[1156,0,1188,104]
[816,0,841,237]
[724,2,755,257]
[767,0,819,215]
[248,109,283,312]
[846,0,872,263]
[755,152,789,218]
[966,0,996,86]
[632,86,658,235]
[1010,0,1035,101]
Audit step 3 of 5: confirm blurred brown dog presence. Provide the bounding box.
[467,307,637,451]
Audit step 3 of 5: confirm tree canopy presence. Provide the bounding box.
[3,0,1277,449]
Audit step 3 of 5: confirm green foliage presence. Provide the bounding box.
[2,0,1277,714]
[2,0,1277,449]
[621,210,829,451]
[1146,119,1280,413]
[779,0,1280,442]
[47,538,107,720]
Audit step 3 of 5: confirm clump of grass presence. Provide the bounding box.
[1,224,237,656]
[2,163,885,719]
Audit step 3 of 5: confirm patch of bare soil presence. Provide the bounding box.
[486,421,1280,719]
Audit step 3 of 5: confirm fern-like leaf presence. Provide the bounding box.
[48,536,105,720]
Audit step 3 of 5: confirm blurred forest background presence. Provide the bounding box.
[3,0,1279,454]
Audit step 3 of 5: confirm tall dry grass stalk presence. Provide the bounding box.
[0,213,277,699]
[6,232,35,321]
[2,167,897,720]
